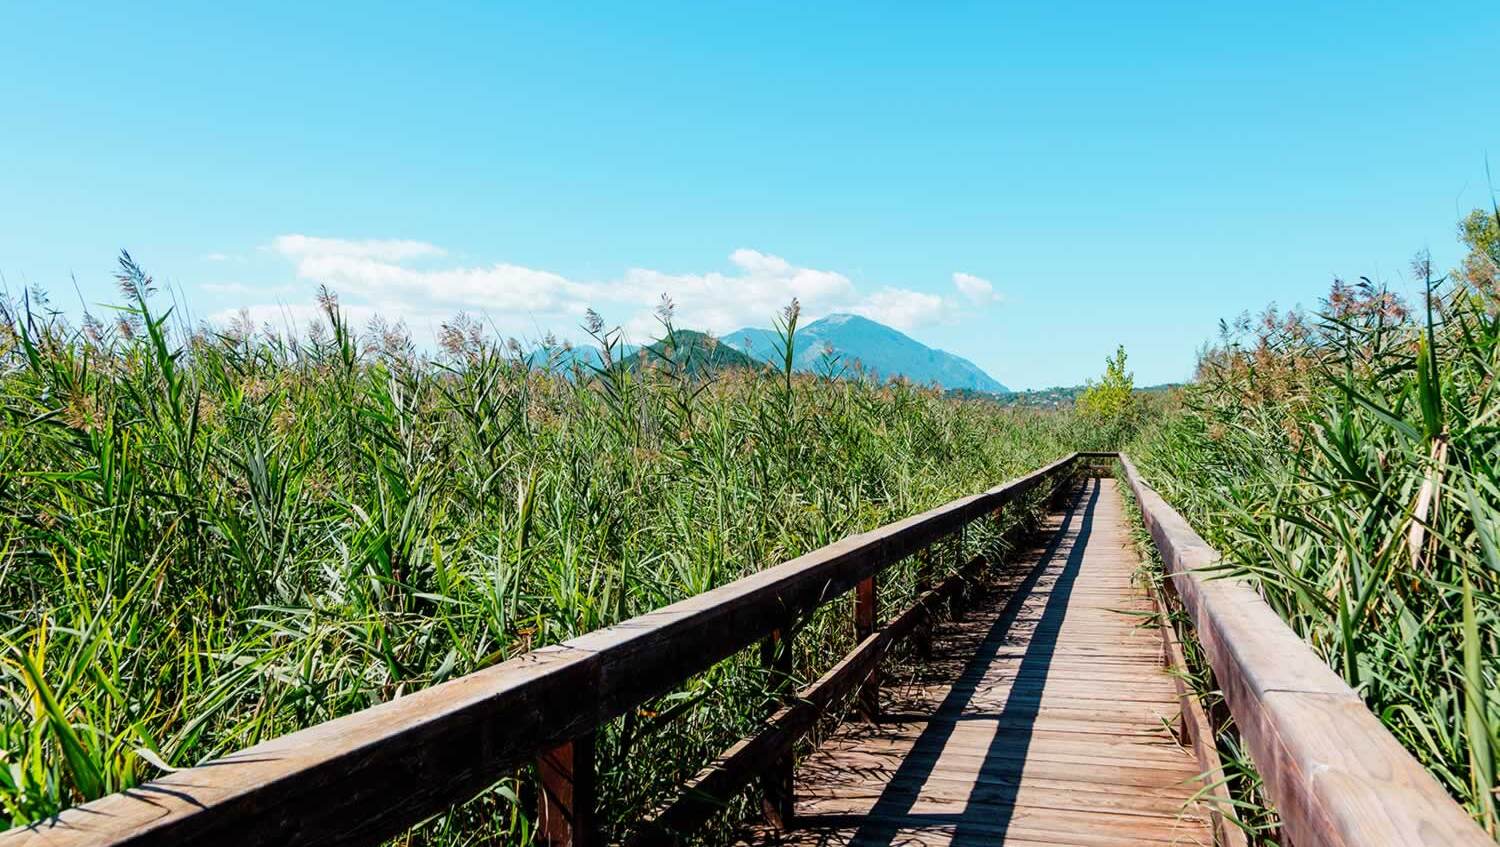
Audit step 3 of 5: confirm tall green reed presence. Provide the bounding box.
[1132,250,1500,836]
[0,256,1112,839]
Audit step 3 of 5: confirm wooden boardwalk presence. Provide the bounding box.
[18,456,1492,847]
[740,478,1213,846]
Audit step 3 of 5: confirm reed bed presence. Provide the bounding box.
[1130,227,1500,839]
[0,256,1112,841]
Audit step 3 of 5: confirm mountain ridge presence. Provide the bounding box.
[725,313,1007,393]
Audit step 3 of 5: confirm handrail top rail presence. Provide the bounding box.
[5,454,1087,847]
[18,450,1482,847]
[1113,453,1490,846]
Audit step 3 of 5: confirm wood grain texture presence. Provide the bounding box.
[1117,455,1491,847]
[1148,580,1247,847]
[0,458,1078,847]
[631,556,994,844]
[536,733,598,847]
[856,576,882,721]
[762,625,798,828]
[738,479,1215,846]
[11,450,1478,847]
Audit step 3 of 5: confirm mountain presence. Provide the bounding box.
[533,330,756,377]
[725,313,1008,393]
[633,329,758,375]
[979,381,1183,409]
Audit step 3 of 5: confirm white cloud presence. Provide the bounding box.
[201,281,295,296]
[289,254,591,315]
[608,249,866,337]
[952,272,1001,305]
[270,235,447,263]
[850,289,952,330]
[219,235,970,342]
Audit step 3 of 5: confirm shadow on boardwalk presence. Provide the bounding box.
[739,477,1209,846]
[812,481,1097,845]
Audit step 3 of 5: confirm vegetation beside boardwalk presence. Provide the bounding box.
[27,210,1500,842]
[0,264,1119,840]
[1131,207,1500,837]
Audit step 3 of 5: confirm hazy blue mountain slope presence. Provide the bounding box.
[726,313,1007,392]
[723,326,785,364]
[535,331,755,377]
[633,329,758,375]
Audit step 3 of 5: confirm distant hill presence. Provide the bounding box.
[531,344,608,372]
[725,313,1008,393]
[633,329,758,375]
[533,330,756,377]
[970,382,1183,409]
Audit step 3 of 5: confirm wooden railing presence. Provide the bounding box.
[1114,453,1491,847]
[3,454,1082,847]
[7,452,1491,847]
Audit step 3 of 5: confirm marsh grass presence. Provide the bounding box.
[1130,222,1500,837]
[0,256,1110,840]
[1116,477,1282,844]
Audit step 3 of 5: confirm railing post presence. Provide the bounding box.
[988,507,1004,567]
[915,546,934,657]
[854,575,880,721]
[536,732,598,847]
[947,528,966,621]
[760,624,795,827]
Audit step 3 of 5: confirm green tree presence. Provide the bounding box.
[1456,207,1500,294]
[1077,344,1135,420]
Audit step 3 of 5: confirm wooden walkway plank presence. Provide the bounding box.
[739,478,1215,846]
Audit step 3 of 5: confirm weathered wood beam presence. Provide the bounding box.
[853,576,880,721]
[2,456,1077,847]
[758,625,795,828]
[1117,454,1490,847]
[628,557,986,843]
[1147,579,1246,847]
[535,733,597,847]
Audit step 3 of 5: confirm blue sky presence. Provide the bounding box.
[2,3,1497,390]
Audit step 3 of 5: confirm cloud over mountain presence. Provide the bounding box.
[727,313,1008,393]
[214,235,1002,343]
